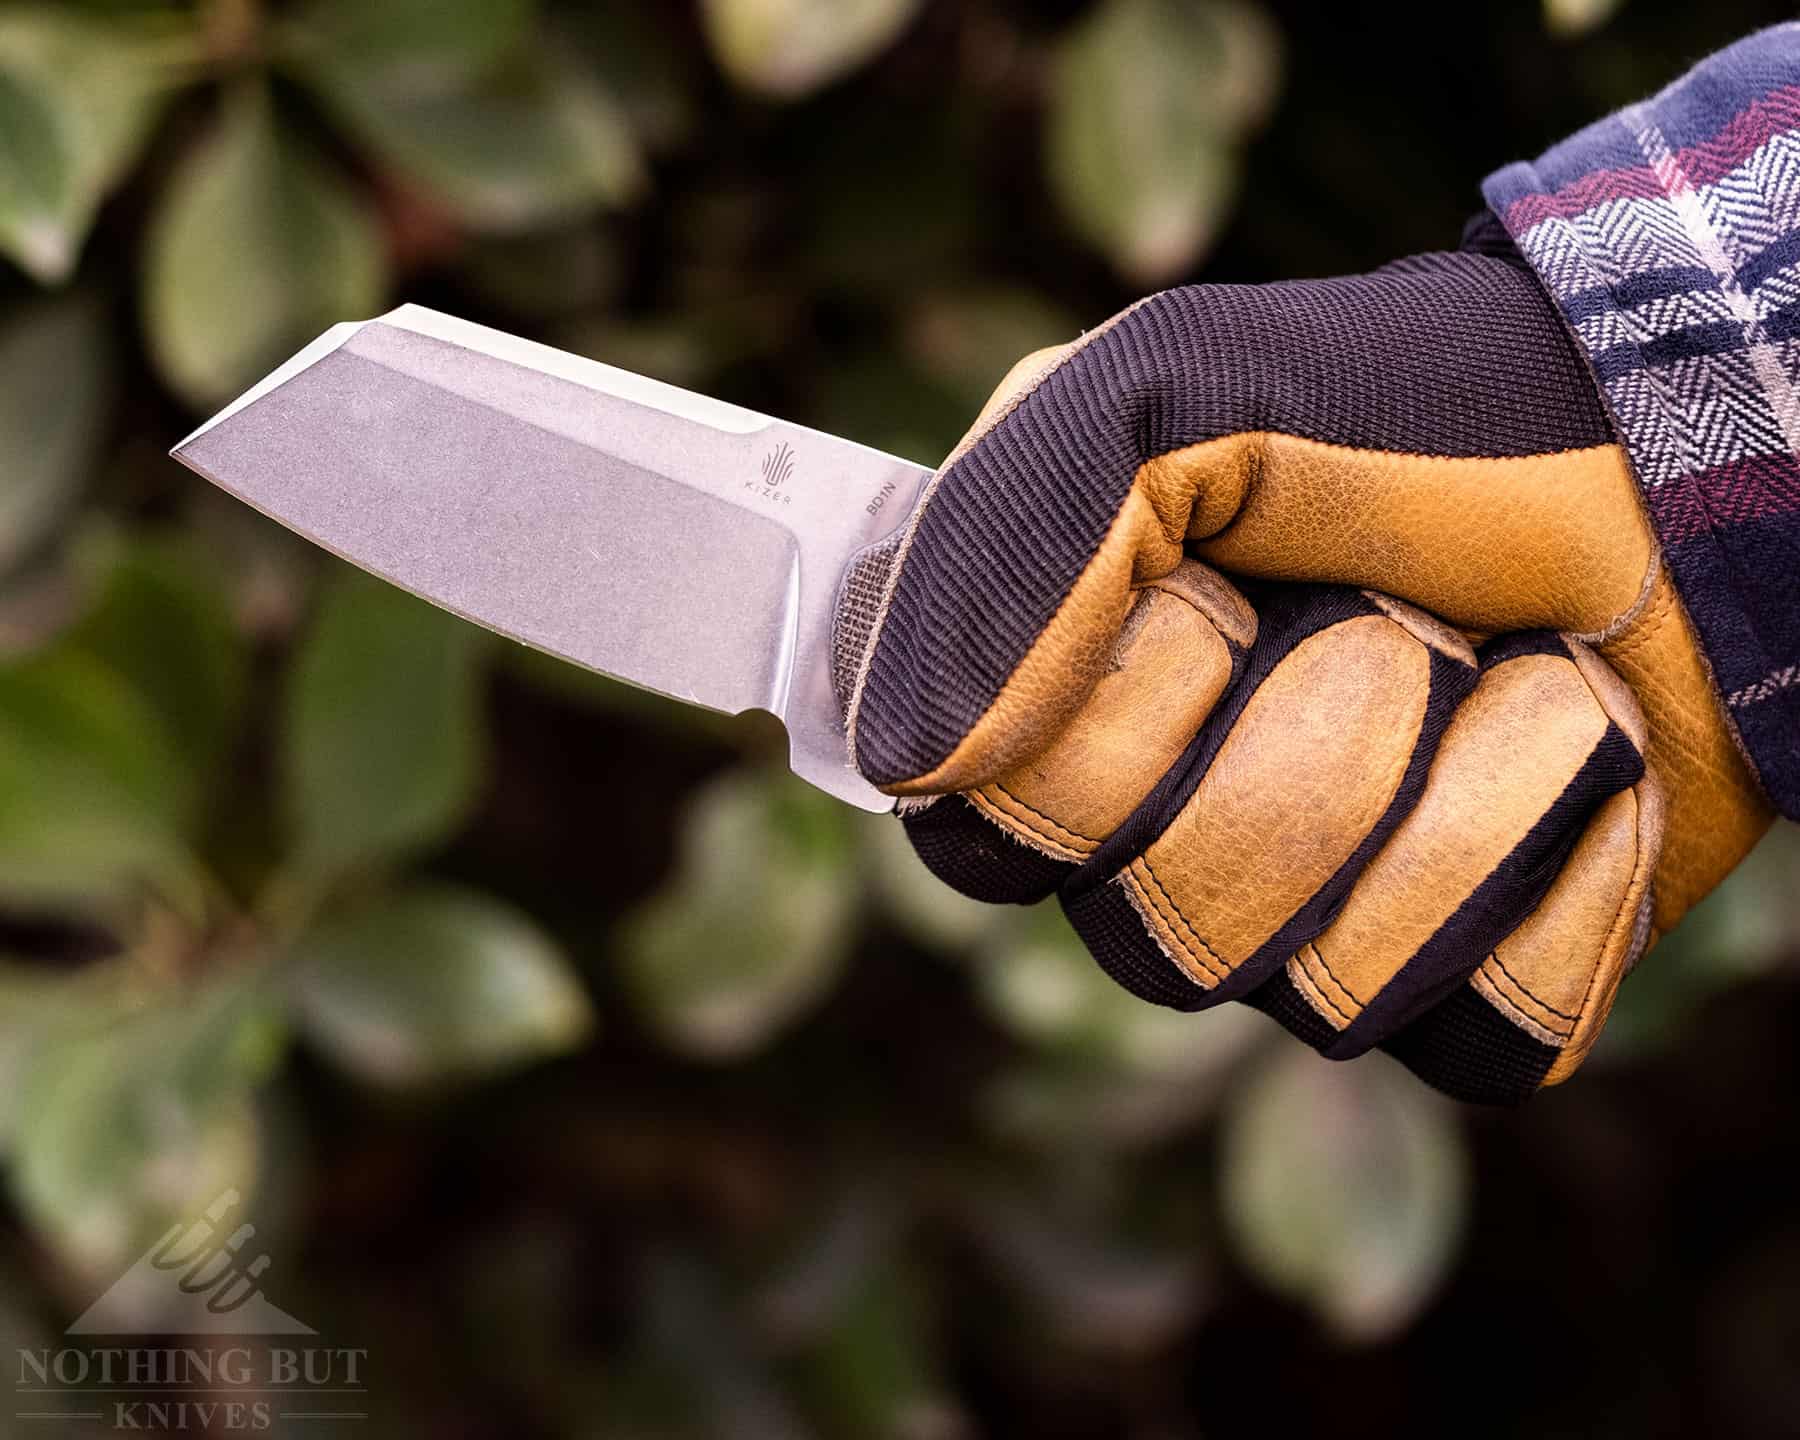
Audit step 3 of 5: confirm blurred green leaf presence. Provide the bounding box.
[66,529,249,780]
[293,25,643,232]
[0,529,244,914]
[291,883,593,1088]
[0,648,202,912]
[981,1034,1267,1151]
[0,294,112,577]
[0,958,133,1149]
[632,1250,814,1439]
[798,1251,959,1439]
[801,104,979,293]
[143,84,386,411]
[0,6,179,283]
[1220,1044,1466,1342]
[564,313,732,393]
[976,903,1264,1079]
[282,0,534,83]
[864,810,1007,956]
[968,1185,1205,1354]
[622,769,857,1060]
[1047,0,1280,283]
[812,350,970,469]
[284,569,488,881]
[563,3,698,153]
[454,223,617,318]
[701,0,923,99]
[9,968,283,1279]
[750,1189,892,1347]
[748,1188,961,1435]
[0,69,66,280]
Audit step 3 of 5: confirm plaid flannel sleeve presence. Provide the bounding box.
[1484,24,1800,820]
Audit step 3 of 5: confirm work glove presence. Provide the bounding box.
[837,222,1775,1103]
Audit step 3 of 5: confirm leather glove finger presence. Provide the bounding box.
[901,559,1254,904]
[1381,778,1664,1102]
[901,579,1665,1103]
[1250,632,1664,1101]
[1056,584,1480,1008]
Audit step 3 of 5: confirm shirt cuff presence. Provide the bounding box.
[1483,23,1800,819]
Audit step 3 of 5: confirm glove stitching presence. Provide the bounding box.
[1574,545,1663,647]
[1299,941,1363,1017]
[1483,951,1579,1024]
[1604,579,1771,808]
[1288,951,1355,1028]
[1131,862,1230,984]
[985,784,1103,847]
[1117,648,1428,1010]
[1122,870,1219,985]
[1118,871,1218,989]
[972,784,1099,855]
[1597,579,1676,665]
[1147,578,1230,631]
[1132,866,1230,985]
[1472,969,1571,1046]
[965,796,1080,860]
[1567,787,1656,1057]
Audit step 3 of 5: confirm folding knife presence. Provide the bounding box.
[171,306,932,812]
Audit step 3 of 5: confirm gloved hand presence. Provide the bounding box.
[837,226,1775,1102]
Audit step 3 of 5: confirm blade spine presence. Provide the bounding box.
[173,305,935,483]
[175,338,913,557]
[381,305,935,475]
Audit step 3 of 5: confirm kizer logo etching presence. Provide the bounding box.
[762,441,796,488]
[748,441,796,504]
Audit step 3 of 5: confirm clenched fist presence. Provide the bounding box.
[836,224,1773,1102]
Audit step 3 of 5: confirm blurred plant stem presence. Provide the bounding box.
[251,865,329,951]
[201,0,262,70]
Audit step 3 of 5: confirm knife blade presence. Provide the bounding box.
[169,304,931,812]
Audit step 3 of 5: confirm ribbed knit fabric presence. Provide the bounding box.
[853,252,1614,786]
[901,796,1072,905]
[1382,983,1556,1105]
[1484,23,1800,819]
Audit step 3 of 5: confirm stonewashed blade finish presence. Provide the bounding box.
[170,305,931,811]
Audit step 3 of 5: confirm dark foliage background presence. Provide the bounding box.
[1,1,1798,1436]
